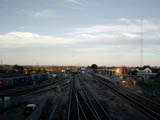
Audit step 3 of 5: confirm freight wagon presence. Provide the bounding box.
[0,74,48,89]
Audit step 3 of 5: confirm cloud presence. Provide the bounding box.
[1,18,160,66]
[72,47,106,52]
[66,0,82,5]
[74,19,158,34]
[70,18,160,46]
[0,32,76,48]
[119,18,132,24]
[20,9,59,18]
[0,18,159,53]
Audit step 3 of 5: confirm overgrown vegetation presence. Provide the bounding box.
[138,76,160,90]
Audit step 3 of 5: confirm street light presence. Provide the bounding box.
[116,68,121,75]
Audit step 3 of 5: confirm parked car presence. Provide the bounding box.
[24,104,37,115]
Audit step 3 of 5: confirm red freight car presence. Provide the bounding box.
[0,78,6,89]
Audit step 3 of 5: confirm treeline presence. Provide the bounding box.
[0,65,24,74]
[0,65,47,75]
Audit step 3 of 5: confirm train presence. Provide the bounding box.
[0,74,48,89]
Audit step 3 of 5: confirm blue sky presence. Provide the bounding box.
[0,0,160,66]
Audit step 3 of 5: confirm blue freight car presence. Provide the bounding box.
[17,76,26,85]
[5,78,14,87]
[5,77,24,87]
[0,74,48,89]
[25,76,33,84]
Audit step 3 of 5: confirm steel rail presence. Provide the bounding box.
[67,82,72,120]
[27,80,71,95]
[76,90,98,120]
[99,79,160,120]
[78,100,88,120]
[92,74,160,115]
[78,76,101,120]
[78,75,112,120]
[67,79,80,120]
[119,86,160,107]
[96,74,160,108]
[0,77,69,97]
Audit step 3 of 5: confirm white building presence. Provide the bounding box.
[143,67,152,73]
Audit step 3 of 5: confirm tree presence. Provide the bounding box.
[0,65,5,73]
[121,66,128,74]
[129,70,138,76]
[91,64,98,69]
[35,67,41,73]
[86,66,91,69]
[12,64,24,73]
[98,66,107,69]
[91,64,98,72]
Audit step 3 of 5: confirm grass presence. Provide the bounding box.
[138,76,160,90]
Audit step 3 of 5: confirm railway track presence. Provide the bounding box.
[67,79,79,120]
[0,77,69,97]
[78,75,112,120]
[67,78,97,120]
[0,79,51,93]
[67,74,111,120]
[28,78,71,95]
[76,89,98,120]
[92,74,160,120]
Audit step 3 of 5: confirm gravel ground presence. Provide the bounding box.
[128,83,160,103]
[102,74,160,103]
[51,85,70,120]
[82,73,151,120]
[1,74,155,120]
[0,103,27,120]
[0,96,44,120]
[0,77,71,120]
[32,78,71,120]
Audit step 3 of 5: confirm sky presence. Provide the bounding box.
[0,0,160,66]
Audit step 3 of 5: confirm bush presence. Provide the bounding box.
[0,66,5,73]
[138,77,160,90]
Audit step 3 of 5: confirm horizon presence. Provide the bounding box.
[1,64,160,68]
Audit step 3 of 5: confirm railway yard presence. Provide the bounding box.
[1,0,160,119]
[0,72,160,120]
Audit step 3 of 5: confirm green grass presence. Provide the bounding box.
[138,76,160,90]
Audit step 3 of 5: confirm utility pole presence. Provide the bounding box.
[140,18,143,67]
[0,60,3,65]
[37,62,39,67]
